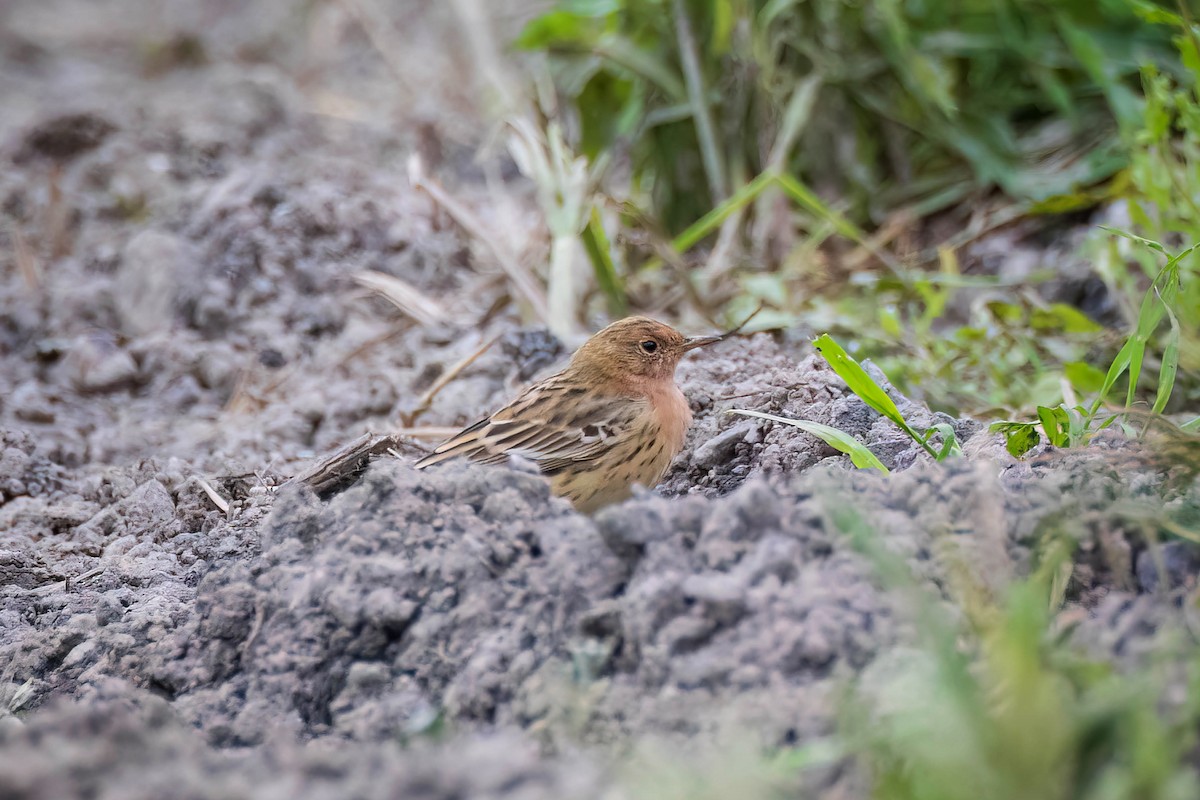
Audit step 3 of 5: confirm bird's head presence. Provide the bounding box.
[567,317,721,386]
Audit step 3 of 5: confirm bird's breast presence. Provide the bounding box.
[648,382,692,454]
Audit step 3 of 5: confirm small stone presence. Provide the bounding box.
[66,336,139,393]
[1136,541,1200,593]
[61,640,97,669]
[692,421,756,470]
[115,230,186,336]
[10,382,56,423]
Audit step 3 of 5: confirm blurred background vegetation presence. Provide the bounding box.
[493,0,1200,425]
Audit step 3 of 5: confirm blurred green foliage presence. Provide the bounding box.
[835,507,1200,800]
[518,0,1179,233]
[514,0,1199,420]
[1095,4,1200,406]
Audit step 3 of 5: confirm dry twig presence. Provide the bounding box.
[285,432,424,496]
[399,334,500,426]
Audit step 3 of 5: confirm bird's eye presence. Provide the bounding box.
[640,340,658,354]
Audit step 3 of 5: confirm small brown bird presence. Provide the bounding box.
[414,317,723,512]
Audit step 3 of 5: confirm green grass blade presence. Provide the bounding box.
[813,334,904,424]
[670,170,775,253]
[593,35,686,100]
[928,423,962,461]
[1104,224,1171,255]
[728,409,890,472]
[1097,335,1137,407]
[773,174,906,279]
[1151,300,1180,414]
[1126,337,1146,408]
[580,208,627,317]
[1094,232,1185,411]
[813,334,939,458]
[672,0,726,202]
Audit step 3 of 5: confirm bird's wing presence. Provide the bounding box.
[413,378,643,473]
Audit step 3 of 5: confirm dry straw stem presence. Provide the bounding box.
[45,163,72,258]
[335,0,413,91]
[407,154,552,328]
[224,363,300,414]
[448,0,523,114]
[194,476,231,514]
[399,333,501,427]
[9,222,39,290]
[352,269,449,327]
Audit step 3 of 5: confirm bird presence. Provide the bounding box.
[413,317,723,512]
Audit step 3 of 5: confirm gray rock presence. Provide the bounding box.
[1136,540,1200,593]
[115,230,187,336]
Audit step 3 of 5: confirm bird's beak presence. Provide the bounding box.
[681,334,723,352]
[680,305,764,353]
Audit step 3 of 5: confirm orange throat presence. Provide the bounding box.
[645,380,692,453]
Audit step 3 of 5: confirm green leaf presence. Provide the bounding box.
[1151,300,1180,414]
[987,301,1025,325]
[1064,362,1106,394]
[576,71,638,157]
[1030,304,1102,334]
[1037,405,1069,447]
[710,0,734,55]
[812,333,939,459]
[813,334,905,425]
[989,421,1041,458]
[515,10,602,50]
[727,410,890,473]
[1097,335,1139,406]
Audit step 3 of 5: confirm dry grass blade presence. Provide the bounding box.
[399,334,501,426]
[353,269,448,327]
[337,325,409,370]
[448,0,522,112]
[408,154,551,326]
[194,476,231,514]
[842,209,916,272]
[11,223,40,289]
[335,0,412,89]
[45,163,72,258]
